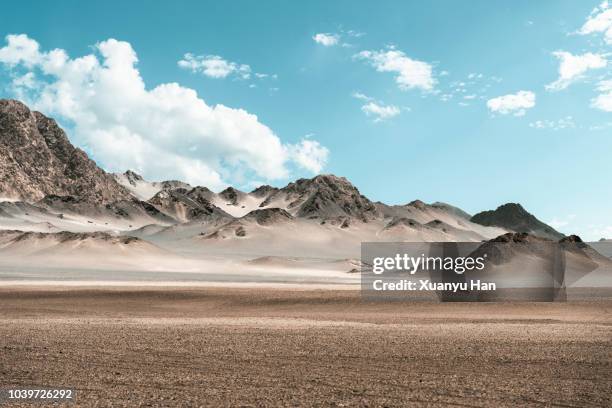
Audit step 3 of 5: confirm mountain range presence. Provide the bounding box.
[2,98,606,283]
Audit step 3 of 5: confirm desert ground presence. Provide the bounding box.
[0,286,610,407]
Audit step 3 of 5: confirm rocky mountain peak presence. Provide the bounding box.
[148,187,230,222]
[431,202,472,219]
[471,203,563,240]
[250,184,278,198]
[407,199,427,210]
[0,99,132,204]
[123,170,145,185]
[219,187,245,205]
[185,186,215,203]
[265,174,380,221]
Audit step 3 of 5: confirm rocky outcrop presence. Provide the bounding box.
[218,187,245,206]
[250,185,279,198]
[0,99,132,203]
[262,174,380,221]
[384,217,423,230]
[148,187,229,222]
[241,208,293,225]
[471,203,563,240]
[113,170,192,200]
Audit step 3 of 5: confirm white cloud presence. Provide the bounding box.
[486,91,535,116]
[351,92,401,122]
[354,48,435,91]
[529,116,575,130]
[351,91,373,101]
[0,34,42,67]
[288,139,329,173]
[0,34,328,188]
[578,1,612,44]
[312,33,340,46]
[313,30,365,47]
[345,30,365,38]
[178,53,251,79]
[591,79,612,111]
[546,51,607,91]
[361,102,400,122]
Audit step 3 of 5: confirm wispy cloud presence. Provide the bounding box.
[546,51,607,91]
[178,53,252,79]
[577,0,612,44]
[354,47,435,91]
[361,102,400,122]
[529,116,575,130]
[435,72,497,105]
[352,92,401,122]
[592,79,612,111]
[351,91,373,102]
[312,29,365,47]
[312,33,340,46]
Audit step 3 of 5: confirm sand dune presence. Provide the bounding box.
[0,230,201,272]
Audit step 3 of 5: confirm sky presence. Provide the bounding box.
[0,0,611,240]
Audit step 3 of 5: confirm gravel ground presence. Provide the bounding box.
[0,287,610,407]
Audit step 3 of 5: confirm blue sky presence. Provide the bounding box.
[0,0,611,239]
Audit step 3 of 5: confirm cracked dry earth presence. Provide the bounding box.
[0,287,610,407]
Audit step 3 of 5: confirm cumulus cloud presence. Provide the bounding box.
[591,79,612,111]
[177,53,252,79]
[0,34,328,188]
[312,33,340,46]
[486,91,536,116]
[354,48,435,91]
[546,51,607,91]
[0,34,42,67]
[288,139,329,173]
[578,1,612,44]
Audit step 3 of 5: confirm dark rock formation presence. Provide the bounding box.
[262,174,380,221]
[218,187,245,206]
[251,185,279,198]
[241,208,293,225]
[0,99,132,203]
[384,217,423,230]
[148,187,229,222]
[471,203,564,240]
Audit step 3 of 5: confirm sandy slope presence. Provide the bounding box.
[0,189,608,286]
